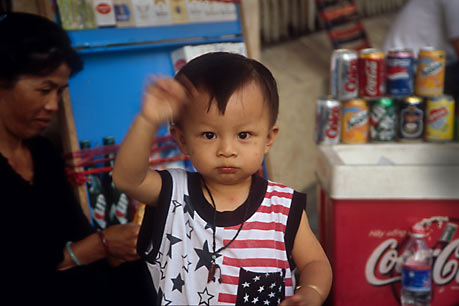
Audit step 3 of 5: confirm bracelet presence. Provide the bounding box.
[296,284,325,301]
[97,230,110,256]
[65,241,81,266]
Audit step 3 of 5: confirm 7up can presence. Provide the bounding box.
[341,99,369,143]
[370,97,396,142]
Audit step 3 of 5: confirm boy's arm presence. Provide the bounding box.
[113,78,191,205]
[281,211,333,306]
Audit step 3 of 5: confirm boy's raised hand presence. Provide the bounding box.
[140,76,195,125]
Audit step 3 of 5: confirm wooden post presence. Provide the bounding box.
[239,0,261,60]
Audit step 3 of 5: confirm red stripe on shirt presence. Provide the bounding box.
[224,239,286,251]
[223,257,290,269]
[257,204,290,216]
[220,274,239,285]
[268,182,288,189]
[265,190,293,200]
[226,221,286,232]
[218,292,237,303]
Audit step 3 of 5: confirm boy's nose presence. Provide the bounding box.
[217,138,237,157]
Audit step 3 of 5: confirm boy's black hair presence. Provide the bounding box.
[175,52,279,126]
[0,12,83,89]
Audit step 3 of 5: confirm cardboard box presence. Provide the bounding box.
[93,0,117,27]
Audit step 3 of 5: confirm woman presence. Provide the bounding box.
[0,12,154,304]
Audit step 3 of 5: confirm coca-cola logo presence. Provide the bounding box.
[325,106,340,139]
[97,3,112,14]
[365,60,378,96]
[427,107,448,124]
[344,59,357,93]
[365,238,459,286]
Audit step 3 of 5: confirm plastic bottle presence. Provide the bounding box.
[400,224,433,306]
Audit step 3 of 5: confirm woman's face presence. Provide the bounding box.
[0,63,71,140]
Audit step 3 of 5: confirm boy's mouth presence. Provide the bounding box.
[217,167,237,174]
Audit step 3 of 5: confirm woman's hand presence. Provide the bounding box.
[103,223,140,262]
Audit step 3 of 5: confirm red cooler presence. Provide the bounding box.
[316,143,459,306]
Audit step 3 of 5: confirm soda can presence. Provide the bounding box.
[425,94,455,142]
[341,98,369,144]
[358,48,386,98]
[330,49,358,100]
[386,48,415,97]
[370,97,396,142]
[398,96,425,142]
[415,47,446,97]
[314,96,341,144]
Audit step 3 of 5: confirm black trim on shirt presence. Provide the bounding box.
[188,172,268,227]
[137,170,172,262]
[285,191,307,270]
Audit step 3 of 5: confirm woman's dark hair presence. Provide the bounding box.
[0,12,83,88]
[175,52,279,126]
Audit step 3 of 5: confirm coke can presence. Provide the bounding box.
[415,47,446,97]
[398,96,425,142]
[370,97,396,142]
[358,48,386,98]
[314,96,341,144]
[330,49,358,100]
[341,98,369,143]
[425,95,455,142]
[386,48,415,97]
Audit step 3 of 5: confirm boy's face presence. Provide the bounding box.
[172,81,278,187]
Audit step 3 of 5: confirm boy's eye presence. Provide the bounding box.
[202,132,216,140]
[238,132,250,140]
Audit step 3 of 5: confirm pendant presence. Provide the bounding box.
[208,262,217,283]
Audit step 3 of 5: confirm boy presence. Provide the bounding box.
[113,52,332,305]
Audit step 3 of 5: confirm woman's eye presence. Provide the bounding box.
[238,132,250,140]
[39,88,52,95]
[202,132,215,140]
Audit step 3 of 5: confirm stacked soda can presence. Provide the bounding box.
[315,45,455,145]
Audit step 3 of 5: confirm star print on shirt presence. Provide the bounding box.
[166,233,182,259]
[172,200,182,213]
[185,219,193,239]
[235,268,285,306]
[171,273,185,292]
[198,287,215,306]
[182,254,192,273]
[183,194,195,219]
[194,240,220,271]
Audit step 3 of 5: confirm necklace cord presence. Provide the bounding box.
[202,180,249,256]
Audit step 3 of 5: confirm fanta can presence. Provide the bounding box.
[341,99,369,143]
[415,47,446,97]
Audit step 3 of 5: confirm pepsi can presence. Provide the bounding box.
[387,48,415,97]
[330,49,358,100]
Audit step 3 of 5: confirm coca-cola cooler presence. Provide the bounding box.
[315,143,459,306]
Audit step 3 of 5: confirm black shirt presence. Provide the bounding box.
[0,136,155,305]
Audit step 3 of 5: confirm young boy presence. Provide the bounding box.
[113,52,332,305]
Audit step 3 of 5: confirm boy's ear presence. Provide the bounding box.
[264,124,279,154]
[170,125,189,155]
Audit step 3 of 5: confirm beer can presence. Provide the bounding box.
[370,97,396,142]
[330,49,358,100]
[386,48,415,97]
[398,96,425,142]
[341,98,369,144]
[415,47,446,97]
[425,95,455,142]
[314,96,341,144]
[358,48,386,98]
